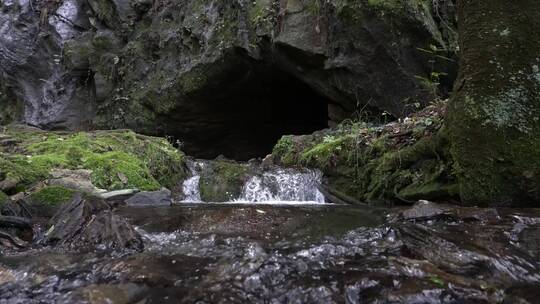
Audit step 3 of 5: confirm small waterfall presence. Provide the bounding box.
[180,160,326,204]
[237,168,325,204]
[181,161,204,202]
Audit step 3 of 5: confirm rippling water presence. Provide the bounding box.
[1,204,539,303]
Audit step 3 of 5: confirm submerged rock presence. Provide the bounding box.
[46,193,143,252]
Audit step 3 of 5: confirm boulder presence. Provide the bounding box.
[199,160,251,202]
[46,193,143,252]
[124,188,172,206]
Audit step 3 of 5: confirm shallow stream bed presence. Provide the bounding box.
[1,203,539,303]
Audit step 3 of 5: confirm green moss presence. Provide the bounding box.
[271,106,456,205]
[0,127,187,193]
[0,191,8,208]
[249,0,272,26]
[84,151,160,191]
[29,186,75,206]
[200,161,249,202]
[0,154,50,191]
[272,136,298,166]
[301,135,349,168]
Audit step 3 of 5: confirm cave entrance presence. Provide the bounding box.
[169,59,330,161]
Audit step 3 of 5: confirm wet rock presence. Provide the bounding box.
[199,160,250,202]
[125,188,172,206]
[0,0,95,129]
[0,200,32,218]
[99,189,139,202]
[0,216,31,229]
[0,230,28,249]
[0,177,19,192]
[456,208,500,223]
[0,265,16,285]
[401,200,450,220]
[46,193,143,252]
[60,283,148,304]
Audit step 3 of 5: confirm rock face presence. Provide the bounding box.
[0,0,95,129]
[0,0,457,159]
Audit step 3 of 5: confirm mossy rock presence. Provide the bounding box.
[0,126,187,194]
[271,103,458,205]
[199,160,250,202]
[0,191,8,209]
[28,186,77,218]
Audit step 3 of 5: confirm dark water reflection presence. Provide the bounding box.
[1,204,539,303]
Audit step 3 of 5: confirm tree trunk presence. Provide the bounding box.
[447,0,540,206]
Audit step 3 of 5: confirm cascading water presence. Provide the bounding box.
[180,160,326,204]
[182,160,204,202]
[237,168,325,203]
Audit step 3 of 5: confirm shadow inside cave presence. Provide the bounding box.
[164,57,332,161]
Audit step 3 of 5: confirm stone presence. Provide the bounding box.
[401,200,450,220]
[47,169,106,195]
[124,188,172,206]
[46,193,143,252]
[99,189,139,201]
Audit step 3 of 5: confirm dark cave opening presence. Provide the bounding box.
[167,63,331,161]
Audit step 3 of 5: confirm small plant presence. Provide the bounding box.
[416,44,453,96]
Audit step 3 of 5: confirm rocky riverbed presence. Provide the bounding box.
[1,199,539,303]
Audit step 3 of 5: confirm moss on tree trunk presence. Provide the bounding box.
[447,0,540,206]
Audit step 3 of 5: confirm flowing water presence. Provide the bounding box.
[1,167,540,303]
[181,162,325,204]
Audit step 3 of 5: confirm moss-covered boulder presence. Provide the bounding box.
[199,160,250,202]
[26,186,76,218]
[0,126,187,196]
[272,101,459,205]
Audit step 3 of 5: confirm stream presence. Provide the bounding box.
[1,166,540,303]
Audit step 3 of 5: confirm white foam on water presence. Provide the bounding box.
[180,162,326,204]
[181,161,204,202]
[237,168,325,203]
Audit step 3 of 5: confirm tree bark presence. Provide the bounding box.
[447,0,540,206]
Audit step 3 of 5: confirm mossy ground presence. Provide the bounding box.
[272,101,458,205]
[0,126,187,194]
